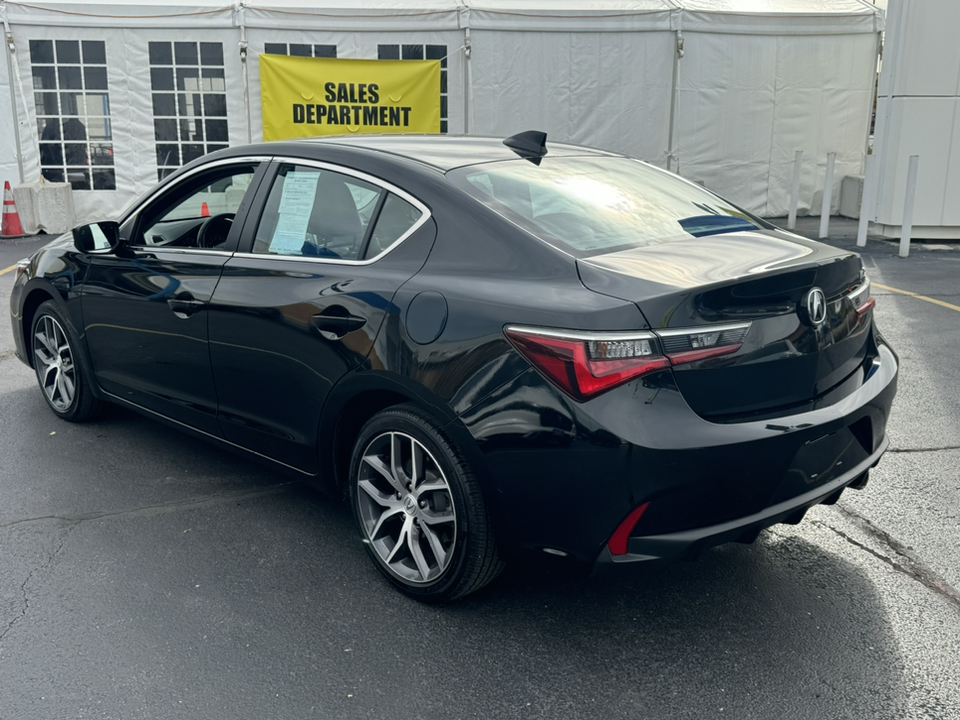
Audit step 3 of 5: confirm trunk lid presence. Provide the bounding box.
[577,230,870,419]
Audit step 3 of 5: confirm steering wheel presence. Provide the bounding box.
[197,212,235,249]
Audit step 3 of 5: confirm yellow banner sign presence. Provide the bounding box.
[260,56,441,141]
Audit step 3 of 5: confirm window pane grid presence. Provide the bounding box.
[378,44,447,133]
[150,41,230,181]
[262,43,338,59]
[31,39,115,190]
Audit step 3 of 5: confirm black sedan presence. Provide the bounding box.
[9,132,898,601]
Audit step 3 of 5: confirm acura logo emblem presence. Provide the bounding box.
[804,287,827,326]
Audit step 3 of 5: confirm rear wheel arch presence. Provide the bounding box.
[321,374,489,497]
[330,387,412,496]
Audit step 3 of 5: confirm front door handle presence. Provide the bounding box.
[167,295,205,318]
[312,309,366,340]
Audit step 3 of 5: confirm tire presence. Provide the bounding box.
[31,300,104,422]
[349,404,504,602]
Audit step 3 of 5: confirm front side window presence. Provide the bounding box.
[149,41,230,181]
[447,157,770,258]
[31,39,115,190]
[135,164,256,249]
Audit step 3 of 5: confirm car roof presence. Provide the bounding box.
[295,134,622,172]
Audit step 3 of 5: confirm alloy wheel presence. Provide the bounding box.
[356,431,457,584]
[33,315,77,412]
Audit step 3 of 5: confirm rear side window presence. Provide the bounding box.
[447,157,769,258]
[253,164,382,260]
[362,193,423,259]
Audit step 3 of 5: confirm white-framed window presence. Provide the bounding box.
[263,43,337,59]
[149,41,230,181]
[30,39,115,190]
[377,44,447,133]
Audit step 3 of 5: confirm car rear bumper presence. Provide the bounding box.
[592,434,885,570]
[460,333,898,567]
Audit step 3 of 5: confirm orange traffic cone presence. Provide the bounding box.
[2,181,25,238]
[201,201,210,217]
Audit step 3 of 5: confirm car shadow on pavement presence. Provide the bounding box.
[0,390,910,720]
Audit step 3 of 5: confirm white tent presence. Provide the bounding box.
[0,0,882,225]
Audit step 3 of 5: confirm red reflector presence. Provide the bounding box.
[608,502,651,556]
[856,298,876,316]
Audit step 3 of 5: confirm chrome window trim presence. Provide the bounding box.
[504,325,658,343]
[235,156,432,267]
[119,156,274,226]
[141,248,234,257]
[504,322,753,343]
[654,321,753,338]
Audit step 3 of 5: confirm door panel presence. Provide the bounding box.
[209,258,412,471]
[82,250,229,434]
[80,160,267,433]
[208,160,436,473]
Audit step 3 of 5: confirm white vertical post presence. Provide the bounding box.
[787,150,802,230]
[899,154,919,258]
[818,152,836,239]
[856,154,874,247]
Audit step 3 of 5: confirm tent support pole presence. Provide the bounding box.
[3,22,24,183]
[667,30,683,173]
[462,10,472,134]
[237,4,252,144]
[857,30,883,246]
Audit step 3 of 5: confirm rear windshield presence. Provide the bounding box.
[447,156,769,258]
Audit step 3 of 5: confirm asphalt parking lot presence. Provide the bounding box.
[1,223,958,719]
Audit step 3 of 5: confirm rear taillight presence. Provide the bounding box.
[505,322,750,401]
[846,275,874,322]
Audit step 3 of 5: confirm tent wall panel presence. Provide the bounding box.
[678,30,876,216]
[470,29,674,166]
[4,1,236,29]
[466,2,676,32]
[244,3,462,32]
[0,38,20,186]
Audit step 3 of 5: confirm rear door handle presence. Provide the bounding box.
[167,295,205,318]
[312,310,366,340]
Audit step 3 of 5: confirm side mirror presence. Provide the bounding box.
[73,221,121,254]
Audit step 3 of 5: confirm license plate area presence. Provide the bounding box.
[769,425,870,504]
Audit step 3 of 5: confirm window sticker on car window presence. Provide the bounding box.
[270,171,321,255]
